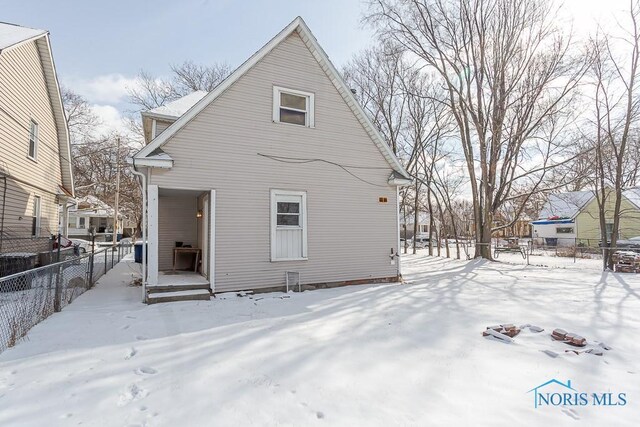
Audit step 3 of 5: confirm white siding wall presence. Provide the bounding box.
[149,32,399,292]
[0,41,63,238]
[155,120,173,137]
[158,195,198,270]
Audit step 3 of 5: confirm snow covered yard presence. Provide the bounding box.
[0,253,639,426]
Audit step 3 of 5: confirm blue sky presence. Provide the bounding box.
[2,0,629,134]
[2,0,375,132]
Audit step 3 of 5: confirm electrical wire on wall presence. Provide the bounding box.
[257,153,390,188]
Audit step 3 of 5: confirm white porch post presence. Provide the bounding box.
[61,202,70,237]
[148,185,159,286]
[209,189,216,293]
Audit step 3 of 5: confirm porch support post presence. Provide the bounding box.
[61,201,70,237]
[148,184,159,286]
[209,189,216,293]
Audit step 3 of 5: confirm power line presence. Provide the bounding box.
[257,153,389,188]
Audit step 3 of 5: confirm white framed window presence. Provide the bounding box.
[556,227,574,234]
[28,119,38,160]
[79,217,86,229]
[420,224,429,233]
[270,189,307,261]
[32,196,41,237]
[272,86,314,127]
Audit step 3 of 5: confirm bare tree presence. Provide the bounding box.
[128,60,231,111]
[366,0,590,259]
[170,61,232,94]
[61,86,99,144]
[343,44,407,154]
[586,1,640,268]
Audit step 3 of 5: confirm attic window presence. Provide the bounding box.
[379,197,388,203]
[273,86,314,127]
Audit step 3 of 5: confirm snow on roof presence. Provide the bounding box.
[145,90,208,119]
[538,191,594,219]
[72,195,119,217]
[623,187,640,210]
[0,22,46,51]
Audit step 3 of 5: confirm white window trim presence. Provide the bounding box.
[272,86,315,128]
[28,119,39,161]
[270,189,308,261]
[32,195,41,237]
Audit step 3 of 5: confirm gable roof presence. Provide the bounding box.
[143,90,208,120]
[0,22,74,196]
[133,16,410,180]
[538,191,594,219]
[539,188,640,220]
[0,22,46,52]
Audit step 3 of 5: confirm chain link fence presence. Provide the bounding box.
[425,237,638,271]
[0,229,79,277]
[0,243,132,352]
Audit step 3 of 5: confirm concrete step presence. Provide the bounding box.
[146,283,210,293]
[147,289,211,304]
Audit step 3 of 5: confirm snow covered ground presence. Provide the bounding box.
[0,252,639,426]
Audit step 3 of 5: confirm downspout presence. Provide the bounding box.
[130,158,147,303]
[396,185,401,279]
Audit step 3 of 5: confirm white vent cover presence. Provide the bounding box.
[285,271,301,293]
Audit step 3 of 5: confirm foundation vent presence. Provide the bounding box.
[286,271,301,293]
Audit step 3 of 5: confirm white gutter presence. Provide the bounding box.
[129,158,147,303]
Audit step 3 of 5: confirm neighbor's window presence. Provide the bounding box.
[605,222,614,241]
[420,224,429,233]
[271,190,307,261]
[556,227,574,234]
[79,217,86,228]
[32,196,41,237]
[273,86,314,127]
[28,120,38,160]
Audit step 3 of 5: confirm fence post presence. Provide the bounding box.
[89,251,94,287]
[53,234,63,312]
[104,246,108,274]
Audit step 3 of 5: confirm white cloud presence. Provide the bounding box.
[90,104,136,139]
[65,74,138,105]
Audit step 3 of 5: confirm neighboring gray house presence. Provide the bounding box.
[131,17,411,303]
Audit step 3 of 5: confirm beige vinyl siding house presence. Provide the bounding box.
[0,23,74,254]
[132,17,411,301]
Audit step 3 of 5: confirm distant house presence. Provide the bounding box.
[531,189,640,245]
[0,22,74,253]
[131,17,411,303]
[400,212,439,240]
[66,195,133,241]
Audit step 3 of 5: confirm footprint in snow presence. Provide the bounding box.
[117,383,149,406]
[121,325,130,330]
[125,348,137,360]
[135,335,147,341]
[316,411,325,419]
[134,367,158,376]
[541,350,559,358]
[125,315,136,319]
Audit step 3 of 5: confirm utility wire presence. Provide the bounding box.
[257,153,389,188]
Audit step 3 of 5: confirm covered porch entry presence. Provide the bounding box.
[147,185,215,303]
